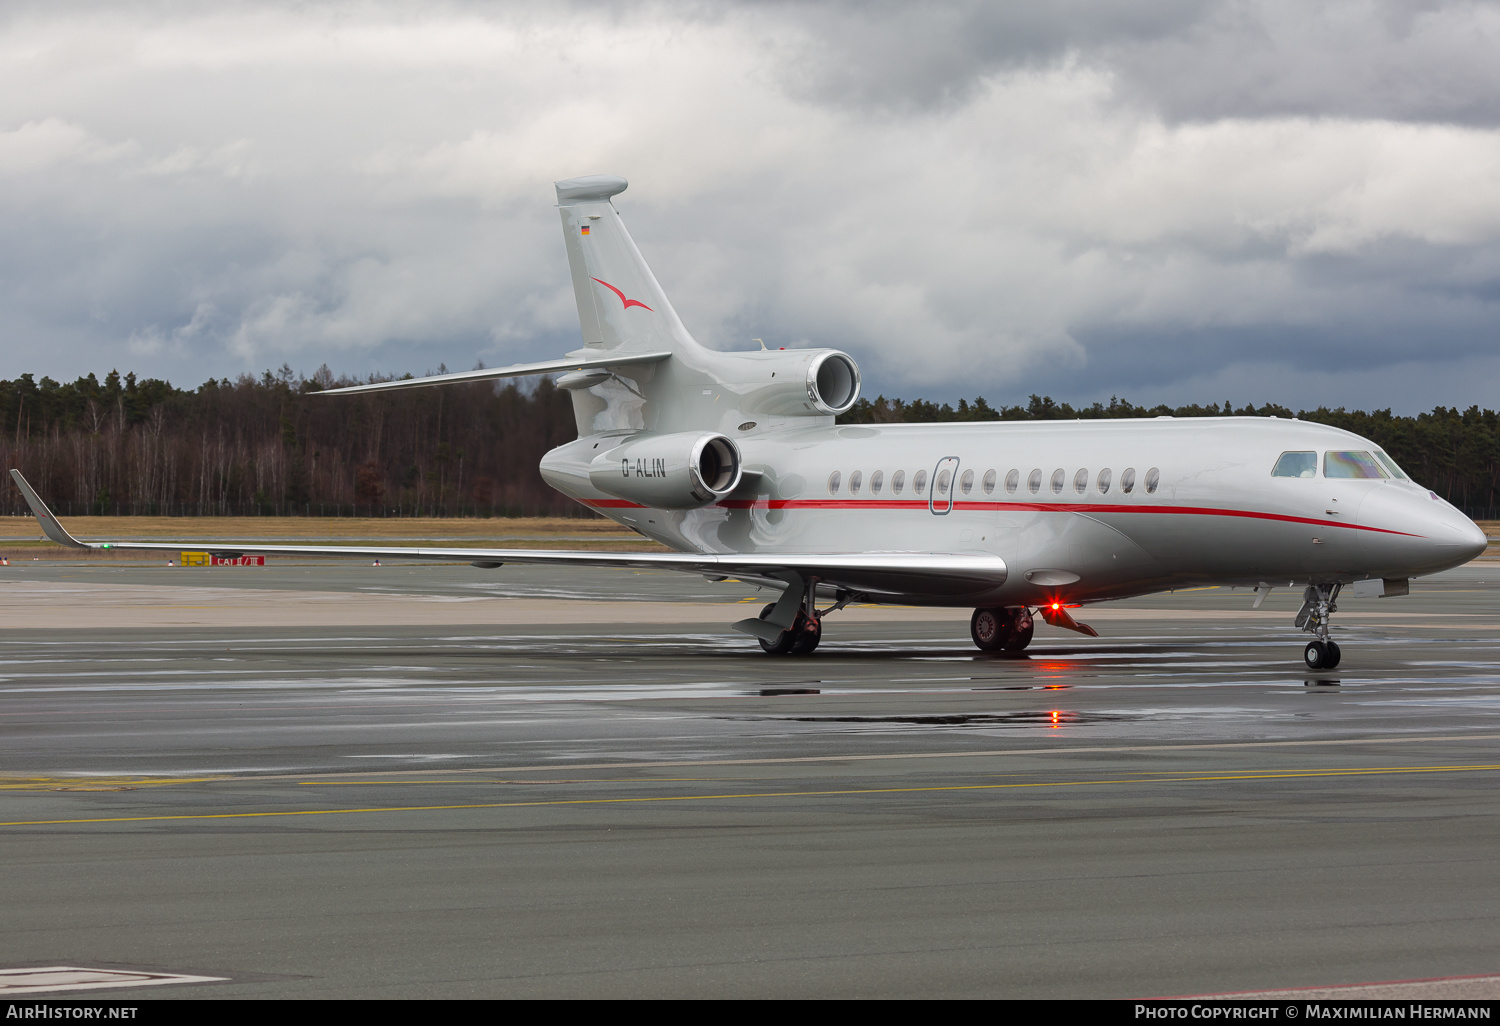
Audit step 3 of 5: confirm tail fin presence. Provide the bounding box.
[555,175,700,355]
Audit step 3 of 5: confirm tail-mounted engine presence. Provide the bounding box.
[588,431,743,509]
[715,349,861,419]
[804,351,861,416]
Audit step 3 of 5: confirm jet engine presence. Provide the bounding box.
[801,350,861,416]
[588,431,744,509]
[713,349,861,419]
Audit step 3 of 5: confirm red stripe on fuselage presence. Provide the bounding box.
[582,496,1419,537]
[713,498,1421,536]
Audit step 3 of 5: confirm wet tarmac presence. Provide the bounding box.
[2,561,1499,998]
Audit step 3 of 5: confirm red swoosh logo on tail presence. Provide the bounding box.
[591,278,653,311]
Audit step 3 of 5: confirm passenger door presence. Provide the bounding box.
[930,457,959,515]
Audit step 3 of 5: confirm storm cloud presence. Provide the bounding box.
[2,0,1498,411]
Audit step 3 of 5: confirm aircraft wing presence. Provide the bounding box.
[313,350,672,396]
[9,470,1005,599]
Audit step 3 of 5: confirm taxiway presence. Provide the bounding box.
[2,561,1498,998]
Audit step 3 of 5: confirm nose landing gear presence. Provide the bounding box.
[1304,638,1342,669]
[970,607,1035,653]
[1296,584,1343,669]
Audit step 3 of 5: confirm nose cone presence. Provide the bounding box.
[1454,513,1490,561]
[1429,498,1489,565]
[1358,485,1488,575]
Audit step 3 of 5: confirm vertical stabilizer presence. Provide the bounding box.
[555,175,699,354]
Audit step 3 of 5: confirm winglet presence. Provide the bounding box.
[9,470,89,549]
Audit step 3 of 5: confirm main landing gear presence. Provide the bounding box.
[1296,583,1343,670]
[756,604,822,655]
[970,607,1035,653]
[750,580,856,656]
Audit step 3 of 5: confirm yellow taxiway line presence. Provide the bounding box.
[2,763,1497,828]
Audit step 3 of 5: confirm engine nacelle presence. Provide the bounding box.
[588,431,743,509]
[715,349,861,419]
[804,350,861,416]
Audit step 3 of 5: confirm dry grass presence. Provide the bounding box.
[0,513,667,559]
[0,514,636,540]
[1477,521,1500,560]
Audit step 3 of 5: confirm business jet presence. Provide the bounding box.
[9,175,1488,669]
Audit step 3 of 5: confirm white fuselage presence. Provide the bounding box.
[542,416,1486,607]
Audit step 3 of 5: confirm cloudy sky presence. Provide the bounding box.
[3,0,1499,412]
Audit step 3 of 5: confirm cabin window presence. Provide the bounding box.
[1145,467,1161,493]
[1006,470,1020,494]
[914,469,928,494]
[936,469,952,495]
[892,470,905,495]
[1028,469,1043,494]
[1050,468,1065,494]
[1073,469,1088,494]
[870,470,884,494]
[1271,451,1317,479]
[849,470,863,494]
[982,469,997,495]
[1097,468,1112,494]
[827,471,841,495]
[1325,451,1386,479]
[960,469,975,495]
[1121,467,1136,493]
[1374,451,1410,480]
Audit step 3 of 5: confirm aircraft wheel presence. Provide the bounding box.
[1002,609,1034,652]
[757,603,795,655]
[1304,640,1332,669]
[970,608,1009,652]
[1324,640,1342,669]
[791,616,822,655]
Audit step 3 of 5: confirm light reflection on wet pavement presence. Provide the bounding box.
[4,563,1500,998]
[0,562,1496,776]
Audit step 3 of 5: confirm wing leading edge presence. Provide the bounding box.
[7,470,1006,601]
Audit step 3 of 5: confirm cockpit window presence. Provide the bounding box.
[1373,451,1410,480]
[1271,452,1317,478]
[1324,451,1387,479]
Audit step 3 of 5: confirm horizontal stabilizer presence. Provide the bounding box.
[314,351,671,397]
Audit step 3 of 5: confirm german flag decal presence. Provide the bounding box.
[580,225,590,235]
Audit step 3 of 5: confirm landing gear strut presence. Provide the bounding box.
[750,578,855,656]
[970,607,1034,653]
[756,604,822,655]
[1296,583,1343,670]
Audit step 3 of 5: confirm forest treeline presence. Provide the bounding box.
[1,368,1497,517]
[0,366,579,517]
